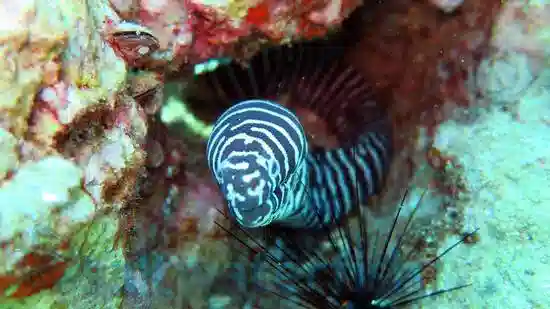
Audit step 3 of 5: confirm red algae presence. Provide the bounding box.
[8,261,68,298]
[245,2,271,27]
[0,252,69,299]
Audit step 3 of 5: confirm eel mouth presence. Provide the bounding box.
[227,200,273,228]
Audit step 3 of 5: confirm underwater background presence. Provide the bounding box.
[0,0,549,308]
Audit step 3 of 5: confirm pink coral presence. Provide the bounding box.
[107,0,361,72]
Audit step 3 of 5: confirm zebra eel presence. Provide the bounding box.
[203,42,393,229]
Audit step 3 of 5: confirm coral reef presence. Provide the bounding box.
[0,0,360,305]
[162,1,550,306]
[347,0,503,136]
[0,0,146,305]
[119,117,234,308]
[1,0,550,307]
[108,0,363,73]
[370,2,550,308]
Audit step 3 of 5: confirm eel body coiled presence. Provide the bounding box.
[203,42,393,229]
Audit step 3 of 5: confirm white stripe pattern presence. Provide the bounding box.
[207,100,309,228]
[207,99,392,229]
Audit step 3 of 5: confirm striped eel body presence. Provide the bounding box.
[204,42,393,229]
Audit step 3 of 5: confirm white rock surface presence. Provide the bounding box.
[425,72,550,308]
